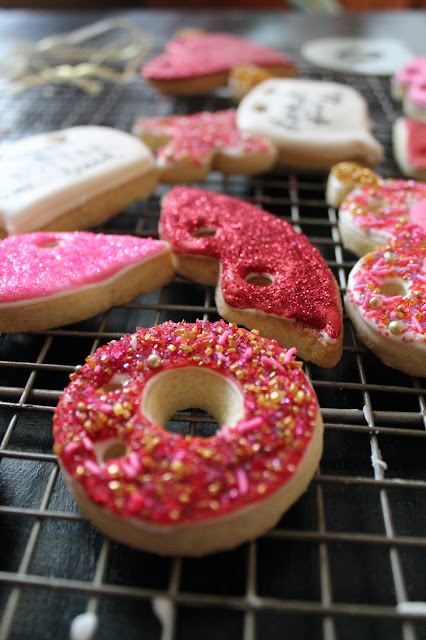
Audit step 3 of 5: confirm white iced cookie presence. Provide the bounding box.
[0,126,158,237]
[236,78,383,170]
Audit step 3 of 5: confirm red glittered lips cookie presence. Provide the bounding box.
[142,31,297,95]
[159,187,343,368]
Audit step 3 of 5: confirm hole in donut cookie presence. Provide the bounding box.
[101,374,131,393]
[379,280,407,298]
[141,366,244,438]
[94,438,127,464]
[245,272,274,287]
[253,103,267,112]
[192,227,217,238]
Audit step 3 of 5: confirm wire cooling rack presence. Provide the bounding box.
[0,29,425,640]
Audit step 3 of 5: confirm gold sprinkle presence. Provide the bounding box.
[75,465,85,476]
[389,320,403,335]
[147,353,161,368]
[108,464,120,476]
[108,480,120,491]
[369,297,383,309]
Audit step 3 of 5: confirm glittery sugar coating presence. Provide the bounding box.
[53,320,320,526]
[160,187,342,339]
[133,109,275,169]
[347,227,426,342]
[142,32,294,81]
[0,232,168,303]
[340,179,426,246]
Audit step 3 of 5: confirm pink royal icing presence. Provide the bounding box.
[405,118,426,168]
[0,232,167,303]
[53,319,320,525]
[142,32,293,81]
[393,56,426,91]
[347,228,426,342]
[160,187,342,339]
[133,109,274,168]
[340,179,426,244]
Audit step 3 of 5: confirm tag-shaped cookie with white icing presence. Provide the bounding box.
[236,78,383,170]
[0,126,158,237]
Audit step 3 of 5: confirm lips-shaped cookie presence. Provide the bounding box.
[159,187,343,368]
[133,109,277,183]
[142,31,297,96]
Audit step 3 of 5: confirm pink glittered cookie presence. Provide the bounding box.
[142,31,297,96]
[159,187,343,368]
[132,109,277,183]
[346,227,426,377]
[393,117,426,181]
[0,232,173,332]
[391,56,426,123]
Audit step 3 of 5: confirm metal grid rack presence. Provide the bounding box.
[0,23,425,640]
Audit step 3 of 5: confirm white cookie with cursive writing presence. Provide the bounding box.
[236,78,383,170]
[0,126,158,236]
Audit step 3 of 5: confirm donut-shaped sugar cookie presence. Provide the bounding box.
[159,187,343,368]
[53,319,323,556]
[142,31,297,96]
[0,126,158,236]
[133,109,277,183]
[347,228,426,377]
[0,232,173,332]
[338,174,426,257]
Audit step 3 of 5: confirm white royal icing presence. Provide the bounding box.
[0,125,155,235]
[236,78,383,165]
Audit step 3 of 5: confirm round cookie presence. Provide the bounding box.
[141,31,297,96]
[346,227,426,377]
[53,319,324,556]
[338,177,426,257]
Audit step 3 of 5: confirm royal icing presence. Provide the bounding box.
[339,179,426,253]
[392,56,426,95]
[160,187,342,341]
[405,119,426,168]
[347,227,426,349]
[133,109,275,174]
[53,319,320,526]
[0,126,155,235]
[0,232,168,304]
[236,78,383,167]
[142,32,294,81]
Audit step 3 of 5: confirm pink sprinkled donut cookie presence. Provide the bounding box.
[347,227,426,377]
[159,187,343,368]
[393,117,426,182]
[0,232,173,332]
[132,109,277,183]
[142,31,297,96]
[337,174,426,257]
[53,319,324,555]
